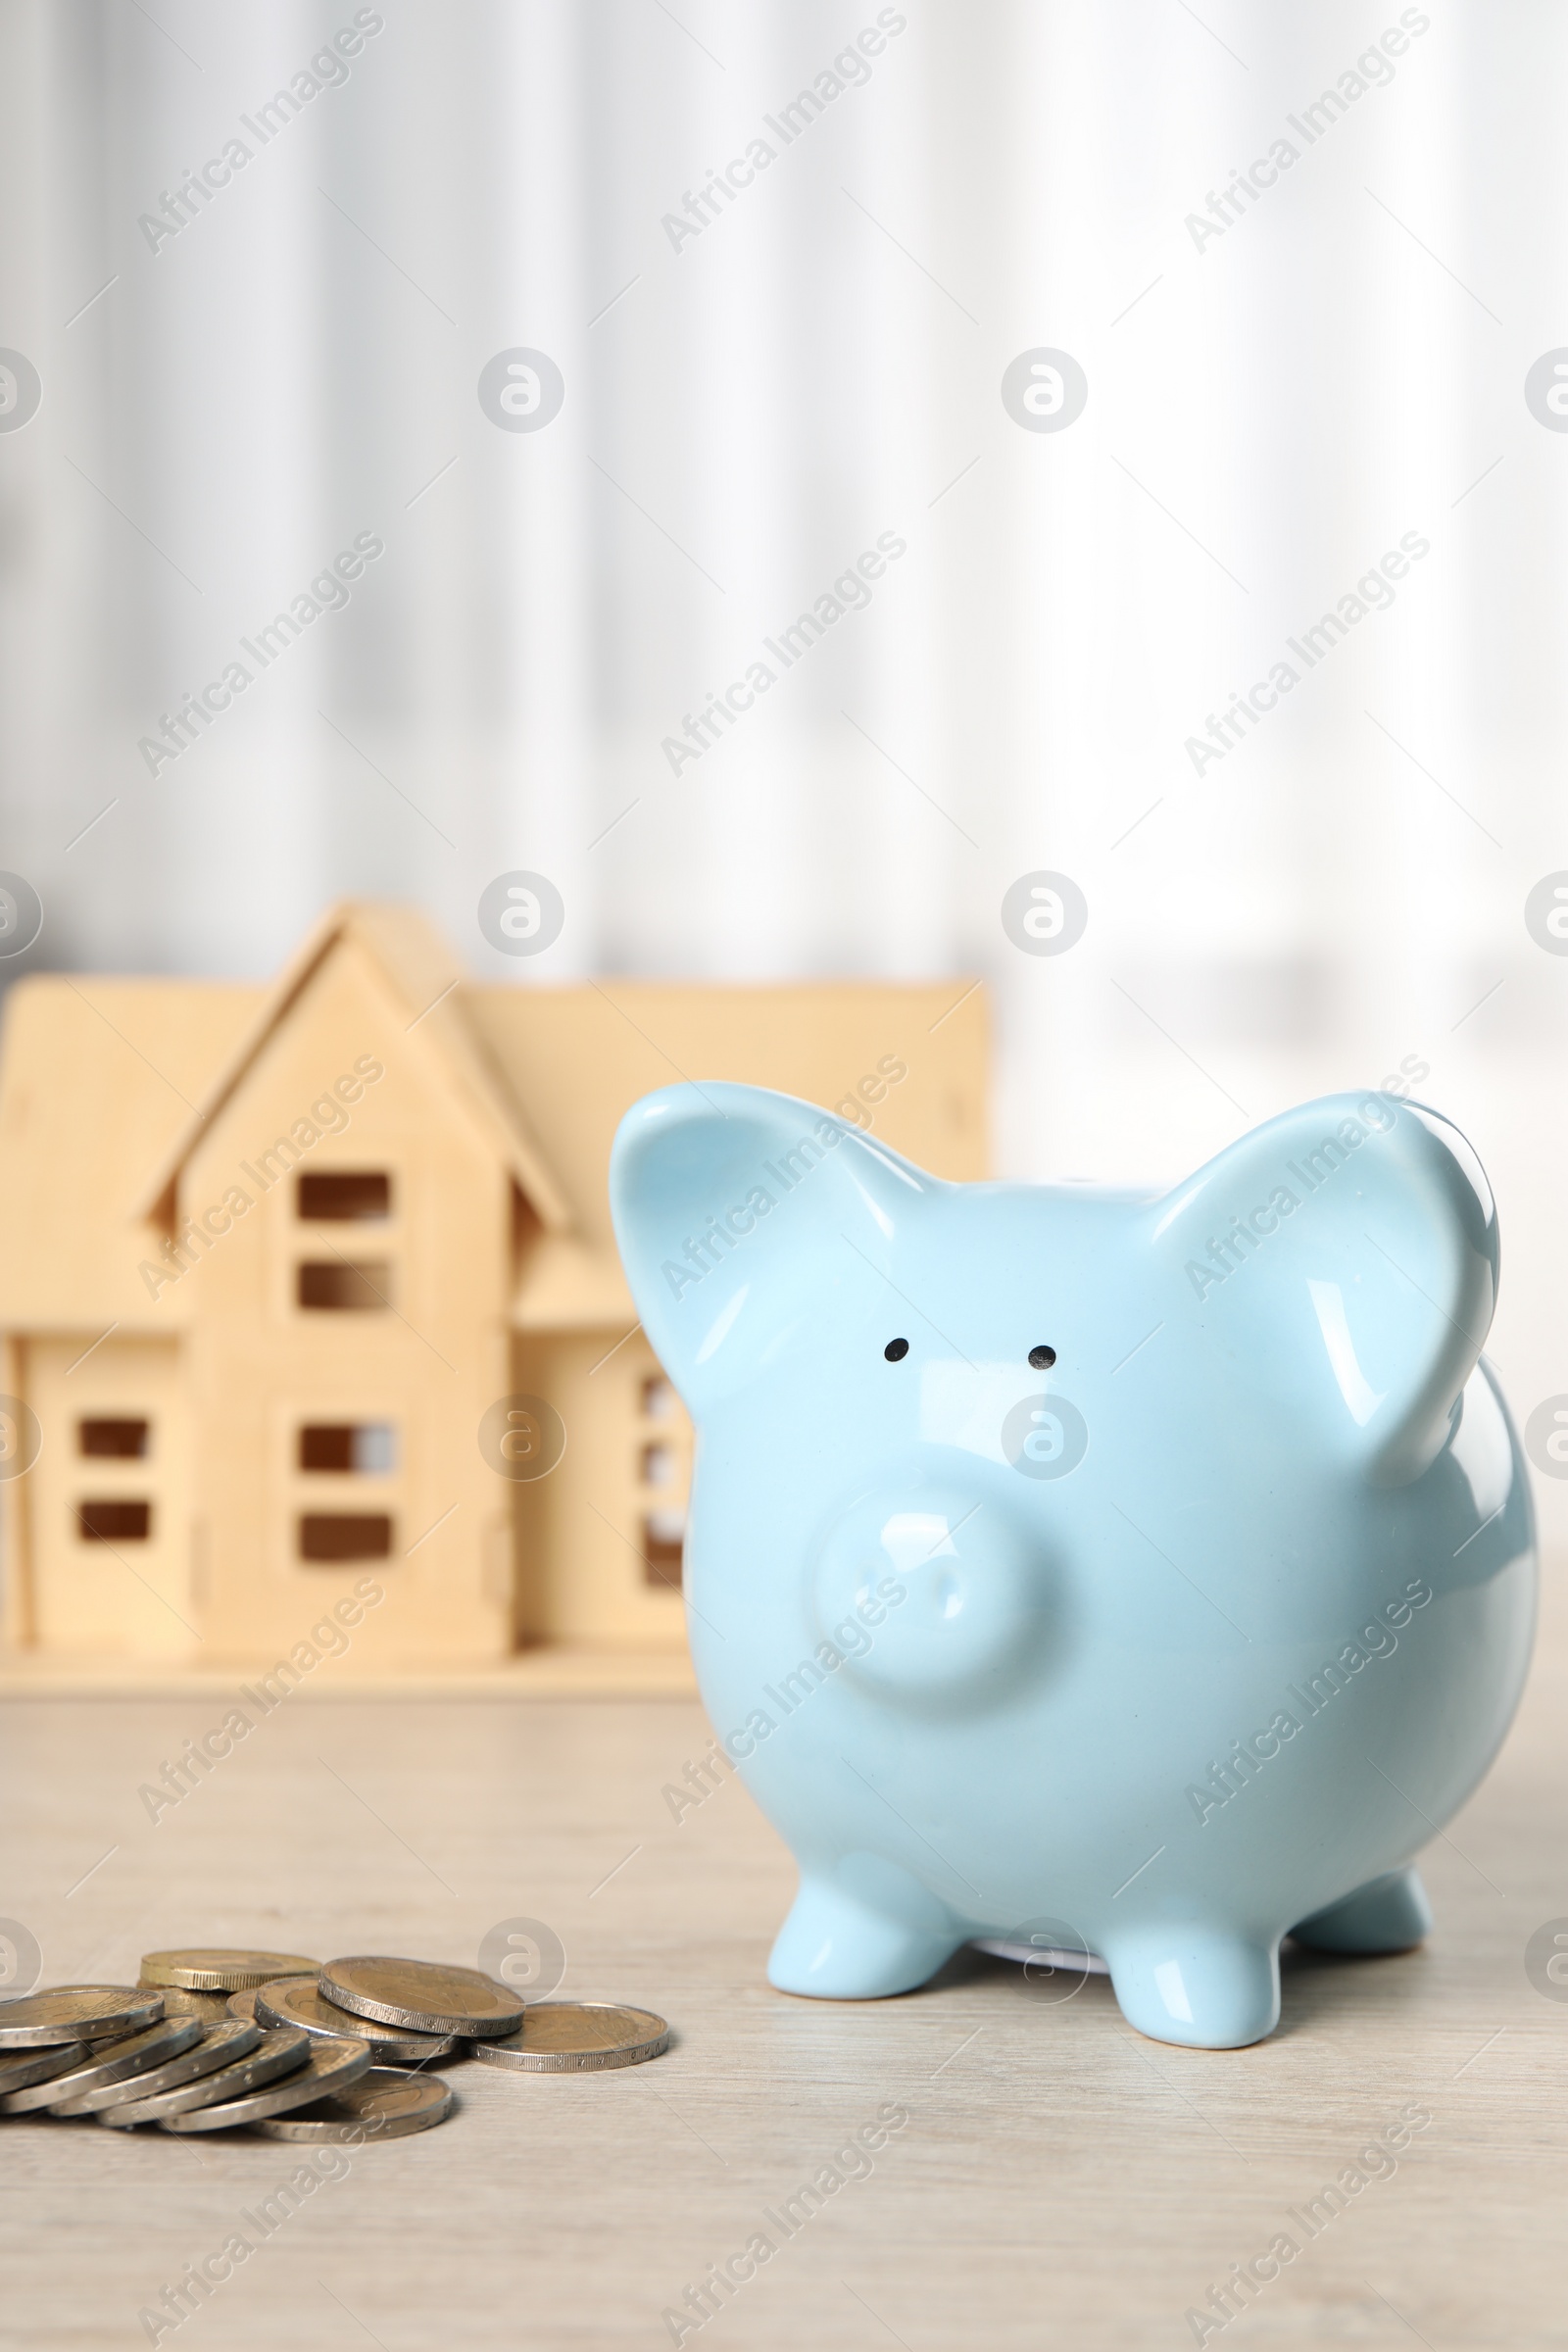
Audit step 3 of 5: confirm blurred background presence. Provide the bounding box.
[2,0,1565,1544]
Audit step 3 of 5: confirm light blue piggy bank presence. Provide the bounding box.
[610,1085,1535,2049]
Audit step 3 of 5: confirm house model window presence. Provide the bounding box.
[298,1171,390,1220]
[295,1170,393,1311]
[299,1512,393,1563]
[638,1377,687,1590]
[297,1260,391,1311]
[642,1512,685,1590]
[78,1417,150,1459]
[78,1499,153,1543]
[298,1423,397,1474]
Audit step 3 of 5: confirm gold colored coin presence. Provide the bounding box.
[149,1985,232,2025]
[318,1957,522,2038]
[251,2068,454,2141]
[53,2020,262,2115]
[258,1976,459,2059]
[0,1985,163,2050]
[101,2027,313,2128]
[0,2016,200,2114]
[466,2001,670,2073]
[160,2035,370,2132]
[226,1990,259,2024]
[139,1948,318,1992]
[0,2041,89,2098]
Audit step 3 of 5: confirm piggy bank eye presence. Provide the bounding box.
[884,1338,909,1362]
[1028,1345,1056,1369]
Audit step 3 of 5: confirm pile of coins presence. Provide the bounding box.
[0,1947,669,2139]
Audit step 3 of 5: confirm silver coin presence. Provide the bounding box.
[466,2001,670,2073]
[971,1936,1110,1974]
[251,2067,454,2142]
[0,1985,163,2049]
[161,2035,371,2132]
[56,2020,263,2115]
[100,2027,313,2128]
[258,1976,459,2060]
[147,1984,234,2026]
[140,1947,318,1991]
[0,2041,88,2099]
[0,2015,200,2114]
[318,1956,522,2038]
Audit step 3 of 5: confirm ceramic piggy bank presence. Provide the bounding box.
[610,1085,1536,2049]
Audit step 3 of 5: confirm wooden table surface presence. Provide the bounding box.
[3,1584,1565,2352]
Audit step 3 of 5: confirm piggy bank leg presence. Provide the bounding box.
[1289,1866,1433,1956]
[1103,1928,1281,2050]
[768,1869,962,1998]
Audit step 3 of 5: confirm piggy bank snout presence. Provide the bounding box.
[810,1479,1054,1705]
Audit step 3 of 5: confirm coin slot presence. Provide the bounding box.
[77,1416,150,1459]
[642,1510,684,1590]
[298,1512,393,1563]
[297,1171,391,1221]
[298,1422,397,1474]
[77,1498,152,1543]
[296,1260,392,1311]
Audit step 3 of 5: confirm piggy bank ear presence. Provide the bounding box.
[610,1083,941,1415]
[1150,1092,1497,1486]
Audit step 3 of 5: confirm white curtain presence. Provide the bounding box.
[3,1,1565,1543]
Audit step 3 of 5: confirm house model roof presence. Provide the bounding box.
[135,903,571,1233]
[0,902,987,1336]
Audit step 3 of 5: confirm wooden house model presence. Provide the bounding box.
[0,905,987,1687]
